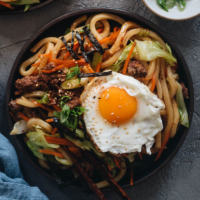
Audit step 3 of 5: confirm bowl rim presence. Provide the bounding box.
[0,0,54,15]
[6,7,194,191]
[141,0,200,21]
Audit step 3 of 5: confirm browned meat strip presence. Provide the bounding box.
[127,59,147,78]
[180,82,189,98]
[15,74,49,93]
[48,88,83,109]
[9,99,23,113]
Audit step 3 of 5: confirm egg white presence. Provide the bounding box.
[80,72,165,154]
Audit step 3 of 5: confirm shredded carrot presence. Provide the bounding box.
[45,118,54,123]
[41,64,65,74]
[138,153,143,160]
[38,52,50,58]
[64,51,70,60]
[32,70,38,76]
[51,127,57,135]
[15,91,21,95]
[130,167,133,186]
[87,64,95,73]
[122,42,136,75]
[154,132,170,161]
[52,104,62,111]
[95,62,101,72]
[97,27,104,33]
[32,101,54,112]
[44,136,76,146]
[137,77,152,81]
[18,112,29,122]
[68,147,82,157]
[113,157,121,169]
[0,1,13,9]
[9,112,17,122]
[31,62,40,67]
[107,164,112,172]
[39,149,64,158]
[150,73,156,92]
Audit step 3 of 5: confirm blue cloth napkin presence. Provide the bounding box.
[0,133,48,200]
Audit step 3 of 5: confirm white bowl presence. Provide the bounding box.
[142,0,200,20]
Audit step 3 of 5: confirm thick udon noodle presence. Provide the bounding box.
[17,13,180,186]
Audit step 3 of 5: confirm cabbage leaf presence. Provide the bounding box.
[135,40,177,66]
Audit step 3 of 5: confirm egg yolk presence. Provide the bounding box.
[99,87,137,124]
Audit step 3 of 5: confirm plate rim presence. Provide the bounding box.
[0,0,54,15]
[5,7,194,191]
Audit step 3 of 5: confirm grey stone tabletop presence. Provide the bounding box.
[0,0,200,199]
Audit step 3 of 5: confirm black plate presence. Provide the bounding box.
[6,8,194,191]
[0,0,54,15]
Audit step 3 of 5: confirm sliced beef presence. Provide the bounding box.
[127,59,147,78]
[180,82,189,99]
[15,74,49,93]
[9,99,23,113]
[48,88,83,109]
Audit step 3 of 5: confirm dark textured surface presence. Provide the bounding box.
[0,1,200,199]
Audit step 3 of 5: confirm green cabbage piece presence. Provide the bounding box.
[91,52,103,71]
[26,129,59,148]
[176,82,189,127]
[135,40,177,66]
[26,141,46,161]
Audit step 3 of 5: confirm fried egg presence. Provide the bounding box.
[80,72,165,154]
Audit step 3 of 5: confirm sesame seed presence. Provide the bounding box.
[92,117,95,120]
[124,127,127,130]
[126,132,129,134]
[92,124,95,126]
[90,127,94,130]
[92,101,95,103]
[96,108,99,111]
[99,131,102,134]
[138,129,140,131]
[125,148,127,151]
[93,96,96,99]
[119,105,121,108]
[113,135,115,138]
[132,122,134,125]
[95,121,98,123]
[36,84,38,86]
[107,89,109,91]
[117,137,119,139]
[104,119,107,123]
[95,134,98,136]
[146,102,149,105]
[100,128,103,130]
[111,112,114,115]
[106,141,108,143]
[95,130,97,133]
[98,97,101,99]
[117,116,119,119]
[112,120,116,123]
[117,77,119,80]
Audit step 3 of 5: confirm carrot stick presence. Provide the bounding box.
[0,1,13,9]
[150,73,156,92]
[45,118,54,123]
[48,51,52,63]
[32,69,38,76]
[87,64,95,73]
[52,104,62,111]
[9,112,17,122]
[31,62,40,67]
[68,147,82,157]
[18,112,29,122]
[51,127,57,135]
[122,42,136,75]
[130,167,133,186]
[15,91,21,95]
[113,157,121,169]
[64,51,70,60]
[44,136,76,146]
[41,64,65,74]
[32,101,54,112]
[97,27,104,33]
[154,132,170,161]
[95,62,101,72]
[138,153,143,160]
[39,149,64,158]
[38,52,50,58]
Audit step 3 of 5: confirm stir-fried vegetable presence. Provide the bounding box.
[26,140,47,160]
[176,82,189,127]
[66,65,80,80]
[135,40,177,66]
[37,92,49,104]
[26,128,59,148]
[91,52,103,71]
[10,119,28,135]
[61,78,89,89]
